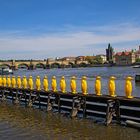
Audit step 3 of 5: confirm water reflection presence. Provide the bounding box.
[0,102,140,140]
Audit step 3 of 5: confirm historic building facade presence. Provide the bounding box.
[115,51,135,65]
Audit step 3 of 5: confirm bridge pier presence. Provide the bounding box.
[28,65,36,70]
[11,65,18,70]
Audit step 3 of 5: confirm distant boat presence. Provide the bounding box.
[133,65,140,68]
[0,68,13,75]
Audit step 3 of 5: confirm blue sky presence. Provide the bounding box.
[0,0,140,59]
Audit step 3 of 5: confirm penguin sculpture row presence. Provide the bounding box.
[0,75,133,98]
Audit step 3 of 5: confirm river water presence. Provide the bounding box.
[0,67,140,140]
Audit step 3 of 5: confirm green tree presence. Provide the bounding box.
[86,56,103,64]
[95,56,103,64]
[136,58,140,62]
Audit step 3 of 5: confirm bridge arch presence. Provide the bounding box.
[60,64,66,68]
[51,63,61,68]
[68,62,75,68]
[0,64,11,69]
[18,63,30,69]
[35,63,46,69]
[78,62,88,67]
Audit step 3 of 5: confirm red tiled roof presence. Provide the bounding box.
[115,51,131,56]
[116,52,122,56]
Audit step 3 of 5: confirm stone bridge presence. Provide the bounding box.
[0,59,89,70]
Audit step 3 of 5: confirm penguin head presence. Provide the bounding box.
[110,76,116,80]
[52,76,56,79]
[82,76,87,80]
[44,76,47,79]
[37,76,40,79]
[61,76,65,79]
[126,76,133,80]
[71,76,76,79]
[96,76,101,79]
[29,76,32,78]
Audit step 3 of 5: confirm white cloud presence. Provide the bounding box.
[0,23,140,59]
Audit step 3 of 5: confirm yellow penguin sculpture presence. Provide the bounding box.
[2,75,7,87]
[60,76,66,93]
[17,76,21,89]
[7,76,11,87]
[81,76,88,95]
[11,76,16,88]
[36,76,41,90]
[0,76,2,86]
[51,76,57,92]
[43,76,49,91]
[22,76,27,89]
[28,76,34,90]
[125,76,133,99]
[108,76,116,97]
[95,76,102,96]
[70,76,77,94]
